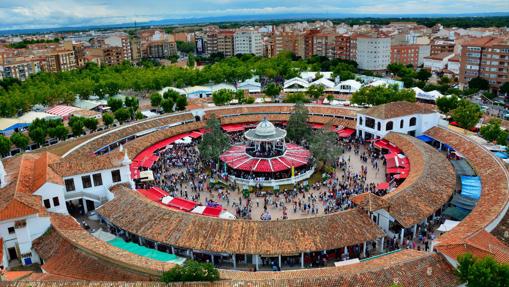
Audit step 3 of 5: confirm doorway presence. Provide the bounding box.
[8,247,18,261]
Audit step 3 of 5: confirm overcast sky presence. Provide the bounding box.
[1,0,508,30]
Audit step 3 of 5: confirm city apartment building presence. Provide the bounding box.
[137,29,177,59]
[459,36,509,91]
[271,31,306,58]
[313,32,337,59]
[217,30,235,57]
[430,39,455,56]
[234,29,263,56]
[391,44,420,67]
[353,33,391,71]
[43,49,76,73]
[334,34,352,61]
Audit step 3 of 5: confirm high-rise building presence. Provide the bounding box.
[354,33,391,71]
[430,39,455,56]
[217,30,235,57]
[313,32,337,59]
[234,29,263,56]
[271,31,306,58]
[334,34,352,61]
[459,36,509,91]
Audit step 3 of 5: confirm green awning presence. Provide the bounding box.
[443,206,470,221]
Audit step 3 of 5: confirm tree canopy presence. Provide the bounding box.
[457,253,509,287]
[436,95,460,114]
[198,114,230,162]
[160,260,219,283]
[286,102,311,144]
[309,122,343,167]
[451,100,483,130]
[480,119,508,145]
[351,84,416,105]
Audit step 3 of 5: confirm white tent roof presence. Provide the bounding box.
[367,80,389,87]
[284,77,310,89]
[159,87,186,96]
[191,205,206,214]
[300,71,333,81]
[185,86,212,94]
[219,211,236,220]
[437,219,460,232]
[211,83,237,92]
[161,196,174,205]
[310,77,335,88]
[175,136,192,144]
[140,110,159,118]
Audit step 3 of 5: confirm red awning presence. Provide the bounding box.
[376,182,390,190]
[386,157,397,168]
[394,171,409,179]
[374,139,402,154]
[140,155,159,169]
[203,206,222,217]
[138,189,164,202]
[386,167,410,174]
[310,123,324,129]
[166,197,197,211]
[190,131,203,139]
[222,124,246,133]
[337,128,355,138]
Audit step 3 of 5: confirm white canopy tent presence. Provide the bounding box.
[437,219,460,232]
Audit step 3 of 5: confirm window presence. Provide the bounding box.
[43,199,51,208]
[377,122,381,131]
[93,173,103,186]
[386,121,393,131]
[81,175,92,189]
[111,170,121,183]
[52,197,60,207]
[65,178,75,192]
[359,117,363,126]
[8,227,15,234]
[409,117,417,127]
[400,119,404,129]
[365,117,375,129]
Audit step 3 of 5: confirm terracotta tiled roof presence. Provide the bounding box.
[436,230,509,264]
[3,250,458,286]
[50,149,126,177]
[426,127,509,246]
[358,101,436,120]
[33,227,150,281]
[44,214,175,277]
[97,185,384,256]
[353,133,455,228]
[350,192,389,212]
[0,152,59,221]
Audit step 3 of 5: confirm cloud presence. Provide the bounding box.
[0,0,508,30]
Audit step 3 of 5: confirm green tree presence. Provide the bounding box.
[187,53,196,68]
[306,84,325,100]
[416,69,432,82]
[163,89,182,101]
[150,93,163,107]
[500,82,509,96]
[263,83,282,100]
[10,132,29,150]
[310,122,343,167]
[175,95,187,111]
[83,117,98,131]
[69,117,85,136]
[102,113,114,127]
[107,98,123,112]
[135,111,144,120]
[212,89,234,106]
[284,92,311,103]
[245,96,255,104]
[29,127,46,146]
[351,85,416,105]
[176,41,196,54]
[124,96,139,110]
[497,130,508,146]
[160,260,219,283]
[0,136,11,156]
[468,77,490,91]
[451,100,483,130]
[436,95,460,114]
[50,125,68,140]
[161,99,174,113]
[198,114,230,162]
[480,119,503,142]
[286,102,311,144]
[114,108,130,123]
[457,253,509,287]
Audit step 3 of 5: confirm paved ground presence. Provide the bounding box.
[175,145,386,221]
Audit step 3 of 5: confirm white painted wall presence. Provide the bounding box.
[356,37,391,71]
[34,182,68,215]
[356,112,440,139]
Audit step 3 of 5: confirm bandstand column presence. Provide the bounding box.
[412,224,418,240]
[232,254,237,269]
[255,255,259,270]
[400,228,405,246]
[379,237,384,253]
[278,255,282,269]
[301,252,304,268]
[362,242,367,257]
[171,246,175,254]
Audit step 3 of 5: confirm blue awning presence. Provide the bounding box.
[0,122,30,133]
[461,176,481,200]
[417,135,434,143]
[443,143,454,151]
[495,152,509,159]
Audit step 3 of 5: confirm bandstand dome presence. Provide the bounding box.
[245,118,286,141]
